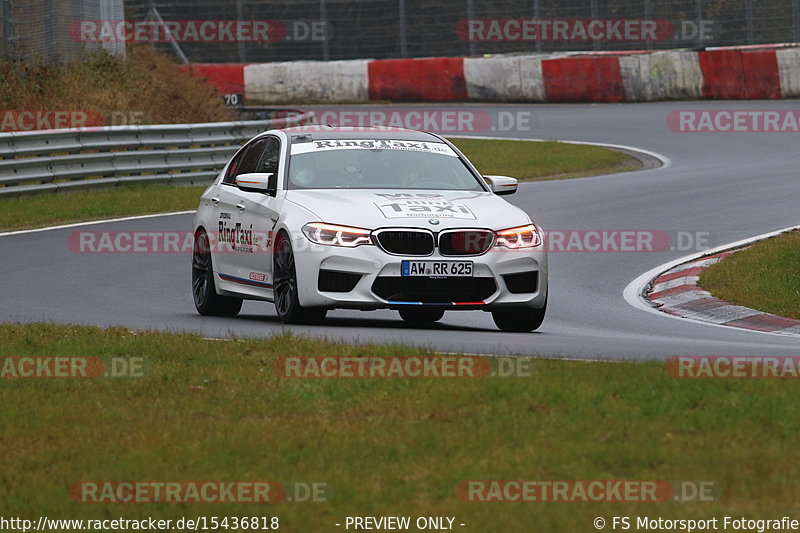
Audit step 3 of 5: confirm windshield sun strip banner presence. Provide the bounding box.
[290,139,458,156]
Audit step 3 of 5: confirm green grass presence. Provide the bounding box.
[700,231,800,320]
[0,139,635,232]
[0,184,205,231]
[1,324,800,530]
[451,138,638,181]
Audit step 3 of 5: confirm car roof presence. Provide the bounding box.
[280,126,442,144]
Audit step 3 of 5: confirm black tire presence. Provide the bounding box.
[273,232,327,325]
[192,230,243,317]
[491,300,547,333]
[398,308,445,326]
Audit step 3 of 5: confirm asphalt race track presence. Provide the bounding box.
[2,101,799,359]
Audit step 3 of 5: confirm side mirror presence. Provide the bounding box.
[236,173,276,195]
[484,175,518,196]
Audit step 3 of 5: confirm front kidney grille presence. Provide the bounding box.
[439,229,495,256]
[374,230,435,256]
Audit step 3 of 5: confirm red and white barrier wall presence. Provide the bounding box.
[179,63,249,95]
[184,45,800,103]
[244,60,370,102]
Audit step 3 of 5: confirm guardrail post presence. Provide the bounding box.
[794,0,800,43]
[590,0,600,51]
[466,0,476,56]
[398,0,408,58]
[1,0,15,58]
[695,0,703,47]
[320,0,330,61]
[236,0,246,62]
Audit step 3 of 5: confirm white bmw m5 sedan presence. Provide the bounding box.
[192,126,547,332]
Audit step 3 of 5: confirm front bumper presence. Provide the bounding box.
[292,237,548,311]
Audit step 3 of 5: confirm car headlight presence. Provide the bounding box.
[302,222,373,247]
[495,224,541,249]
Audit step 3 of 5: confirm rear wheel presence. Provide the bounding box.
[398,308,445,326]
[192,230,243,317]
[273,232,327,325]
[491,300,547,333]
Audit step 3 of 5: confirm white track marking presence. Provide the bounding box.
[0,210,197,237]
[448,135,671,170]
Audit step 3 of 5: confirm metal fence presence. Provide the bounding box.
[0,112,311,198]
[3,0,800,64]
[0,0,125,63]
[122,0,800,63]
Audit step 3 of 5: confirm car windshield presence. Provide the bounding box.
[287,139,485,190]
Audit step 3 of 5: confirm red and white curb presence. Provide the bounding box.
[622,225,800,336]
[188,43,800,104]
[645,252,800,336]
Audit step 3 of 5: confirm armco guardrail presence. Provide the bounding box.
[0,113,312,198]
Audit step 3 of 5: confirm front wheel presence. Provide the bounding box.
[273,232,327,325]
[491,300,547,333]
[192,230,243,317]
[398,308,445,326]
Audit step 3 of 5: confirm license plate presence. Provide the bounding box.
[401,260,473,277]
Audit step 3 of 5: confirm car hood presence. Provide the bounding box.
[284,189,532,230]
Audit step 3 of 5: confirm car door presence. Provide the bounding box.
[236,136,283,293]
[215,136,282,296]
[213,138,269,289]
[206,144,246,281]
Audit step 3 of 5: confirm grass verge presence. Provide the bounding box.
[1,323,798,530]
[700,230,800,319]
[0,139,637,232]
[451,137,639,181]
[0,184,205,232]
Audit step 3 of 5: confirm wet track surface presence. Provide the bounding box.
[2,102,799,359]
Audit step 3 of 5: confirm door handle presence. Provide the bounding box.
[236,202,246,211]
[210,197,220,205]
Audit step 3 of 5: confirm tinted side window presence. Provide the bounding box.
[257,137,281,175]
[223,148,247,185]
[237,139,268,176]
